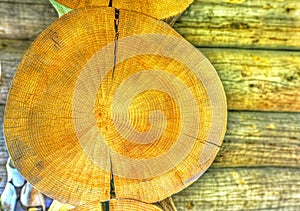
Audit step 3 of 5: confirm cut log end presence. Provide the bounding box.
[54,0,193,20]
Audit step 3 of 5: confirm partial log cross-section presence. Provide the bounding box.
[55,0,193,20]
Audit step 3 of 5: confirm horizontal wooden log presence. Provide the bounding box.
[175,0,300,49]
[0,110,299,208]
[0,0,48,3]
[0,106,9,167]
[0,0,300,50]
[215,111,300,168]
[1,39,299,111]
[0,166,299,210]
[0,39,31,61]
[0,166,7,193]
[0,1,57,40]
[202,48,300,112]
[173,167,300,210]
[0,104,299,168]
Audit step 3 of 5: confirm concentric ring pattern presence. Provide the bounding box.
[4,7,227,205]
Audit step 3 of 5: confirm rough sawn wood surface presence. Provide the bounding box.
[0,0,299,210]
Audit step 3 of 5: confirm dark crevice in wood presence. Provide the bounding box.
[112,8,119,79]
[102,201,110,211]
[108,0,112,7]
[110,171,116,199]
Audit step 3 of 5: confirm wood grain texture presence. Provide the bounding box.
[0,0,48,3]
[1,105,299,193]
[0,0,299,210]
[173,167,300,211]
[0,166,7,193]
[202,48,300,112]
[0,106,8,166]
[0,0,300,50]
[175,0,300,49]
[0,1,57,40]
[0,39,31,61]
[1,41,299,111]
[215,111,300,168]
[1,106,298,168]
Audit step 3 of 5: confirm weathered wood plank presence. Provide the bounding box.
[0,1,57,40]
[1,39,299,111]
[0,107,9,167]
[0,0,48,3]
[0,39,31,61]
[1,0,300,50]
[173,167,300,211]
[175,0,300,49]
[0,167,299,210]
[215,111,300,168]
[202,48,300,112]
[0,166,7,193]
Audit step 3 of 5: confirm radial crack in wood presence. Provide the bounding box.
[3,7,226,204]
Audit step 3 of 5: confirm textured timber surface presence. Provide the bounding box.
[0,0,299,210]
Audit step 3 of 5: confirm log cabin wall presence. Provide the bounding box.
[0,0,299,210]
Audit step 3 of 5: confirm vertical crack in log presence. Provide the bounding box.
[108,8,119,207]
[110,159,116,199]
[102,156,114,211]
[112,8,120,79]
[102,201,110,211]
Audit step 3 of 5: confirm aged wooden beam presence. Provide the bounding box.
[173,167,300,210]
[1,0,300,50]
[202,48,300,112]
[1,40,299,111]
[0,142,8,167]
[175,0,300,49]
[0,1,57,40]
[214,111,300,168]
[0,0,48,3]
[0,39,31,61]
[1,166,299,209]
[0,167,7,193]
[1,110,300,207]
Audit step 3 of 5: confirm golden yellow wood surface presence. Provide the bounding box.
[0,0,299,210]
[3,7,226,205]
[54,0,193,20]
